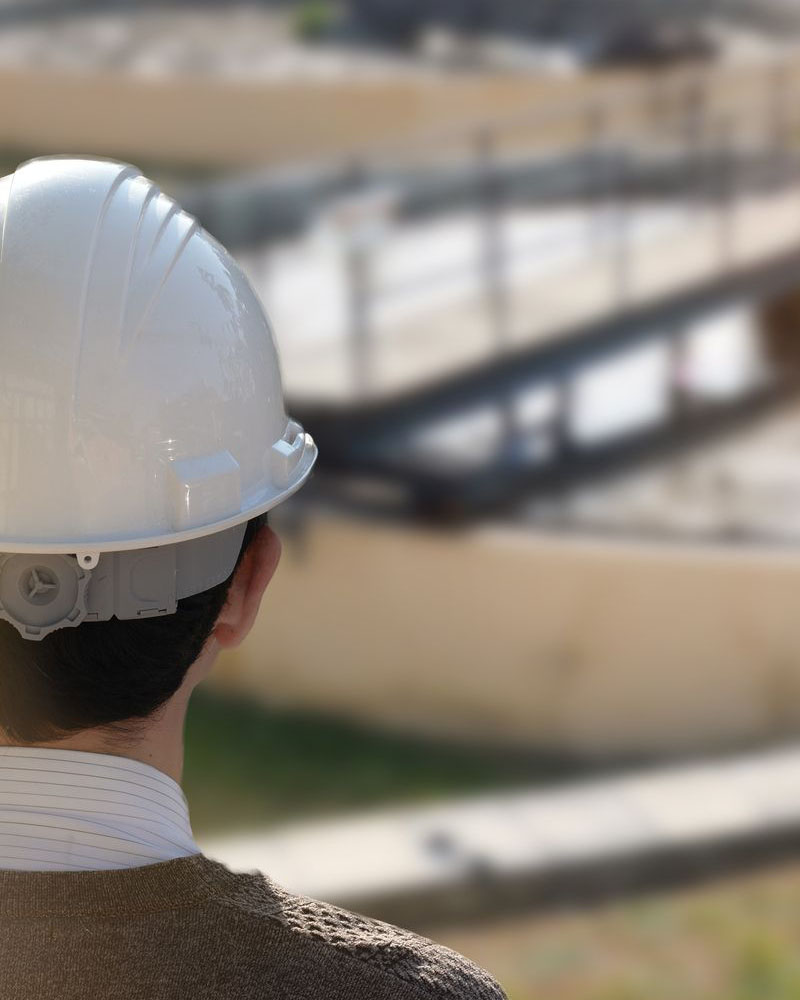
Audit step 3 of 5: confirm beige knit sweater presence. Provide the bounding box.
[0,853,506,1000]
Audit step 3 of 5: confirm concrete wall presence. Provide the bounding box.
[0,65,579,170]
[0,58,790,171]
[213,512,800,758]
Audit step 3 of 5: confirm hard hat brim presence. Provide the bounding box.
[0,437,317,557]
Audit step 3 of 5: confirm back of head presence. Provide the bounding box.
[0,157,316,742]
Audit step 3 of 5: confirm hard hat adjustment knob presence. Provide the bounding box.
[0,554,91,641]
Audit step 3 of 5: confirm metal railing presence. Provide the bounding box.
[269,57,800,516]
[324,57,800,398]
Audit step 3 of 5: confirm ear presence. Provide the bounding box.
[213,525,282,649]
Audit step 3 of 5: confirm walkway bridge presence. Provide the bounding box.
[207,59,800,516]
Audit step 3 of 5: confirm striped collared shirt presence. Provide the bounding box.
[0,746,199,871]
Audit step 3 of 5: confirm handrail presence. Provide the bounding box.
[328,57,800,396]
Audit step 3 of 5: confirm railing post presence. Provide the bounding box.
[613,138,632,310]
[583,98,608,256]
[716,115,736,273]
[476,125,509,355]
[683,73,707,207]
[476,124,516,457]
[553,374,575,466]
[768,59,789,189]
[669,326,690,420]
[345,159,372,398]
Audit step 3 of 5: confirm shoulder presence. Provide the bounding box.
[211,863,507,1000]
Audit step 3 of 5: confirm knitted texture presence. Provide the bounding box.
[218,867,506,1000]
[0,854,507,1000]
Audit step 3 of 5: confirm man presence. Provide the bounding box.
[0,157,505,1000]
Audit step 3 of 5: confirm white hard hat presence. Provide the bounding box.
[0,156,317,640]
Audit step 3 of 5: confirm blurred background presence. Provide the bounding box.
[12,0,800,995]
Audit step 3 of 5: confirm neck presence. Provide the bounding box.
[44,688,190,783]
[0,683,193,785]
[0,643,216,785]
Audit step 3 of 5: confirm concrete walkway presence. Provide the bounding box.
[201,743,800,923]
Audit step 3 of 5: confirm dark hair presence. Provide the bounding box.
[0,514,268,744]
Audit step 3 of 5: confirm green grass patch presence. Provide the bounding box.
[183,688,588,836]
[292,1,340,41]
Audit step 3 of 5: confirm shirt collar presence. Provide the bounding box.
[0,745,199,871]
